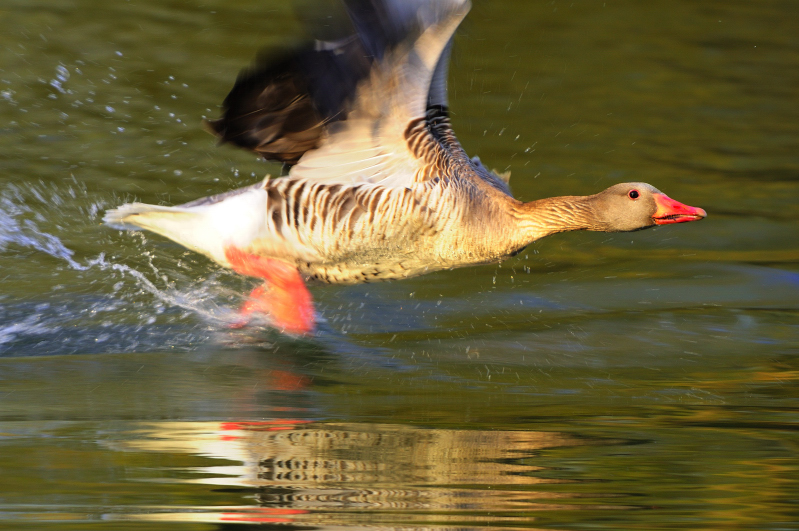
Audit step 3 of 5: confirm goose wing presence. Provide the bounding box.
[208,0,471,189]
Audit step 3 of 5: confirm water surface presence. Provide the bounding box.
[1,0,798,529]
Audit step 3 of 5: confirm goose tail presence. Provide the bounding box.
[103,203,210,255]
[103,202,196,233]
[103,182,269,267]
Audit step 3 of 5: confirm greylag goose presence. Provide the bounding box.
[105,0,706,335]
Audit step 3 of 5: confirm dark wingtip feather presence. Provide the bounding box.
[202,117,224,138]
[206,47,328,164]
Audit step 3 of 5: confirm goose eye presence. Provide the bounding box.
[628,189,640,200]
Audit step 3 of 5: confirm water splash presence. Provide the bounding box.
[0,188,87,271]
[0,181,272,357]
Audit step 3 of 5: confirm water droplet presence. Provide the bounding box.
[55,64,70,82]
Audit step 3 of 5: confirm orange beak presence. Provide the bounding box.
[652,194,707,225]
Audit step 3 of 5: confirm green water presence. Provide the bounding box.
[1,0,798,529]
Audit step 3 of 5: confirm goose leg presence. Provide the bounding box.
[224,246,315,335]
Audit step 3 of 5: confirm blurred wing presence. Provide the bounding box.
[209,0,471,188]
[205,36,368,165]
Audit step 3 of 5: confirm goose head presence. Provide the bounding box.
[592,182,706,232]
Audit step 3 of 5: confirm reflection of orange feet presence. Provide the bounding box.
[225,247,316,335]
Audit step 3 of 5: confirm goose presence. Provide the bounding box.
[104,0,706,335]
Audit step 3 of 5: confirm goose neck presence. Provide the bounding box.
[515,194,604,243]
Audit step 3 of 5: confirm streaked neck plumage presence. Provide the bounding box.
[511,194,607,247]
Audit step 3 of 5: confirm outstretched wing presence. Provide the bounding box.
[208,0,471,188]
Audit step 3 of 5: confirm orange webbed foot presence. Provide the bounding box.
[225,247,316,335]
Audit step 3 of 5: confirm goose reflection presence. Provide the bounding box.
[109,420,631,526]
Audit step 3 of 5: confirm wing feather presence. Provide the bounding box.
[289,0,470,187]
[209,0,471,188]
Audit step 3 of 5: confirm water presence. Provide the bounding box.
[1,0,798,529]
